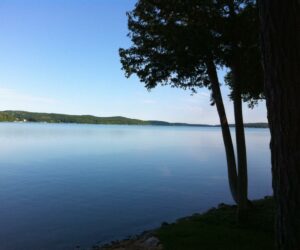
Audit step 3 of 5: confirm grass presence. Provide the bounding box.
[156,197,275,250]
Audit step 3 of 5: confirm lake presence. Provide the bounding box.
[0,123,272,250]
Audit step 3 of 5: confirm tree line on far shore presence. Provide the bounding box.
[0,110,268,127]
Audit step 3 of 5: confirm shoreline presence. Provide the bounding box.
[0,110,269,128]
[92,196,274,250]
[0,121,269,129]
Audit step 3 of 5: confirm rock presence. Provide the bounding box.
[142,236,160,247]
[96,232,162,250]
[156,244,164,250]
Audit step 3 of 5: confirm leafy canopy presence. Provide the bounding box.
[119,0,263,105]
[119,0,224,93]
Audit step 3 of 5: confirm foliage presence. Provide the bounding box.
[0,110,268,127]
[0,110,150,125]
[0,112,15,122]
[119,0,221,94]
[221,1,264,107]
[119,0,264,105]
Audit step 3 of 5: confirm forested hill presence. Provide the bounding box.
[0,110,268,128]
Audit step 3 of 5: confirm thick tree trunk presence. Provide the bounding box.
[206,59,238,204]
[233,87,249,219]
[259,1,300,249]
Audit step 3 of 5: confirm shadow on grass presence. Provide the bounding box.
[156,197,275,250]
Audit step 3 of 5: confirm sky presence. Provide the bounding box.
[0,0,267,124]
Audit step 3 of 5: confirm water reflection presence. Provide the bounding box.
[0,123,271,250]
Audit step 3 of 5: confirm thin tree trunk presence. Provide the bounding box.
[259,1,300,249]
[206,59,238,204]
[233,86,249,219]
[228,0,249,215]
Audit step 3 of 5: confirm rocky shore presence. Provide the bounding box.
[94,232,163,250]
[89,197,274,250]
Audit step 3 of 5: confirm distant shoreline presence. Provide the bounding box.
[0,110,269,128]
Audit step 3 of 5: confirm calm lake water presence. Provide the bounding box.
[0,123,272,250]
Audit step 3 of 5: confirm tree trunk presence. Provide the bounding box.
[206,59,238,204]
[233,86,249,219]
[228,0,249,216]
[259,1,300,249]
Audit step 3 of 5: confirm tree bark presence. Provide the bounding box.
[233,86,249,219]
[259,1,300,249]
[206,59,238,204]
[228,0,249,216]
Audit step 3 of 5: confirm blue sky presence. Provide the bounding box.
[0,0,267,124]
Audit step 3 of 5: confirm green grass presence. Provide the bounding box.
[156,198,275,250]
